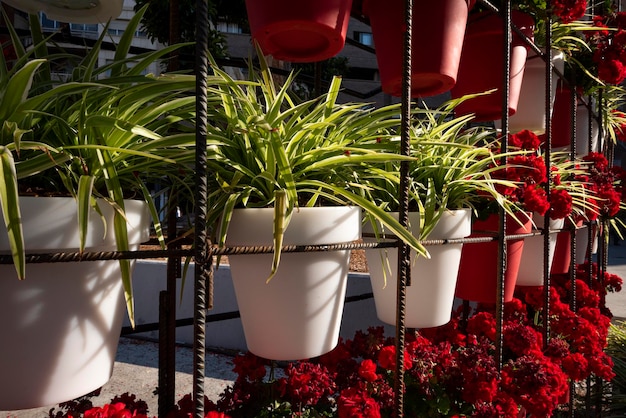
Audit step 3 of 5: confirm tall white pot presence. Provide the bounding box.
[507,50,565,134]
[226,206,360,361]
[0,197,150,410]
[576,223,599,261]
[365,209,472,328]
[516,213,565,286]
[574,103,601,156]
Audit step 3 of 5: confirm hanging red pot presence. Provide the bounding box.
[550,82,600,155]
[365,0,473,97]
[549,82,577,148]
[245,0,353,62]
[455,211,532,304]
[451,11,535,121]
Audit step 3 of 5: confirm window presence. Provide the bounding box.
[216,21,242,34]
[354,31,373,47]
[70,22,98,35]
[40,13,98,37]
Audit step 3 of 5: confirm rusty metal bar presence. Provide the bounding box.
[494,0,512,372]
[542,0,553,350]
[393,0,413,415]
[193,0,210,416]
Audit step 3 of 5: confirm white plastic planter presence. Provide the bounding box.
[0,197,150,410]
[365,209,472,328]
[516,213,565,286]
[508,50,565,134]
[226,206,360,361]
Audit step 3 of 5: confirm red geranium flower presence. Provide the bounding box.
[358,359,380,382]
[337,387,381,418]
[552,0,587,23]
[549,188,573,219]
[509,129,541,150]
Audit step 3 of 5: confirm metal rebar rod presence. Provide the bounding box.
[495,0,512,373]
[193,0,210,416]
[393,0,413,416]
[542,0,553,350]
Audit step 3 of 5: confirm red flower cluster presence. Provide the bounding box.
[156,259,613,418]
[46,259,620,418]
[579,152,626,218]
[44,254,620,418]
[552,0,588,23]
[588,10,626,84]
[492,130,574,219]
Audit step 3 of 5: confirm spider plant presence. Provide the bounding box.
[204,49,424,281]
[0,5,197,326]
[356,97,521,242]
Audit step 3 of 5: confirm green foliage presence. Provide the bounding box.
[356,96,520,240]
[0,4,197,326]
[204,49,426,280]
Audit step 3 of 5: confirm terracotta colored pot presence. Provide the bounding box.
[245,0,353,62]
[455,212,532,303]
[551,83,578,148]
[365,0,472,97]
[451,11,535,121]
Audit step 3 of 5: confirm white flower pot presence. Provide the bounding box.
[0,197,150,410]
[495,50,564,134]
[226,206,360,361]
[576,223,599,261]
[574,104,601,156]
[516,213,564,287]
[365,209,472,328]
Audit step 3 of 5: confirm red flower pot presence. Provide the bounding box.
[551,83,577,148]
[550,82,600,155]
[455,212,532,303]
[451,11,535,121]
[365,0,473,97]
[245,0,353,62]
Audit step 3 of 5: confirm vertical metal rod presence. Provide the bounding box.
[193,0,210,417]
[159,0,182,411]
[596,88,607,417]
[394,0,413,416]
[567,44,579,418]
[158,290,171,418]
[584,90,593,418]
[158,193,180,417]
[495,0,512,371]
[542,0,553,348]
